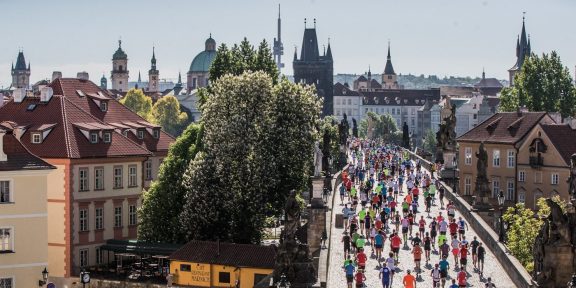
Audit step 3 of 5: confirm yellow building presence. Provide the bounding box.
[169,241,275,288]
[0,124,55,288]
[457,111,554,206]
[517,123,576,209]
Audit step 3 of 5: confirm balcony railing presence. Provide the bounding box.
[529,155,544,167]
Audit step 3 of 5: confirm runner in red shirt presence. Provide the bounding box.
[457,267,467,287]
[449,219,458,238]
[354,270,366,288]
[390,232,402,262]
[356,251,367,270]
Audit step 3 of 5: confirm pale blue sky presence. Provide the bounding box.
[0,0,574,88]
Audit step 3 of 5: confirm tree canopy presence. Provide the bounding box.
[499,51,576,118]
[120,88,153,121]
[179,72,321,244]
[151,95,189,136]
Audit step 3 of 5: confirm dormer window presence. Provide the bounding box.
[153,129,160,139]
[101,101,108,112]
[31,133,42,144]
[103,132,112,143]
[123,130,128,137]
[138,130,144,139]
[90,132,99,143]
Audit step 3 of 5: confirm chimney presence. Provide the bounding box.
[0,130,7,162]
[13,88,26,103]
[77,72,89,81]
[52,71,62,81]
[40,87,54,103]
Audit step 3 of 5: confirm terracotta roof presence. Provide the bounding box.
[0,126,55,171]
[458,112,552,145]
[0,95,152,159]
[169,241,276,269]
[361,89,440,106]
[541,124,576,165]
[50,78,174,154]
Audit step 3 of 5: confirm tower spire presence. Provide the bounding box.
[387,40,391,59]
[273,4,284,74]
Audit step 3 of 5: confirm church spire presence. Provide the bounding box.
[151,47,157,70]
[293,46,298,61]
[138,71,142,83]
[384,41,395,75]
[178,71,182,84]
[326,38,332,60]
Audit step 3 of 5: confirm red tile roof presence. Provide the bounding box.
[0,125,55,171]
[458,111,553,145]
[0,95,152,159]
[540,124,576,165]
[169,240,276,269]
[50,78,174,155]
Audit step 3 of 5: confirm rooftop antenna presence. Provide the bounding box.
[314,18,316,28]
[304,18,307,28]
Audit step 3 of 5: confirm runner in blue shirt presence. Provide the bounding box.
[379,265,391,288]
[344,262,356,288]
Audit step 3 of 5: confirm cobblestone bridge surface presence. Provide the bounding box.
[326,158,515,288]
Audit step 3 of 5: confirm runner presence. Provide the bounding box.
[431,264,441,288]
[356,249,367,271]
[379,265,392,288]
[471,236,480,269]
[457,217,468,241]
[484,277,496,288]
[344,260,356,288]
[457,266,467,287]
[390,232,402,262]
[459,244,469,272]
[439,255,450,288]
[374,230,385,261]
[412,243,423,273]
[403,269,417,288]
[451,236,460,266]
[354,269,366,288]
[342,231,351,259]
[418,216,426,239]
[423,232,432,263]
[477,242,486,277]
[385,252,396,286]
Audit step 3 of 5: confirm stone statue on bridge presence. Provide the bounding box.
[473,142,491,209]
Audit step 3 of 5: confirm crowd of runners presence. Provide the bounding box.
[340,140,497,288]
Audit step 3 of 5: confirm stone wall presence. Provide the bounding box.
[80,279,165,288]
[405,150,535,288]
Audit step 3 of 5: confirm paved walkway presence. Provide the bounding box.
[327,158,515,287]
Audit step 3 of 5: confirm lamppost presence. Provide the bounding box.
[498,191,505,242]
[276,273,291,288]
[38,267,49,287]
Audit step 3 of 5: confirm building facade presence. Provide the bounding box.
[293,22,333,116]
[0,79,173,286]
[333,83,362,124]
[0,124,54,288]
[457,111,554,206]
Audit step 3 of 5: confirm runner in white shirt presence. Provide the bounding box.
[385,252,396,285]
[439,219,448,235]
[431,264,441,287]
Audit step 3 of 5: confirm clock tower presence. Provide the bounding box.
[111,40,129,92]
[148,47,159,92]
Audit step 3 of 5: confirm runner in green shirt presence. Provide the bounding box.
[356,235,367,250]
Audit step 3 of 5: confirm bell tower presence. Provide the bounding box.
[11,50,31,89]
[111,40,129,92]
[148,47,159,92]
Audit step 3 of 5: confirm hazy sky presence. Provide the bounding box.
[0,0,574,88]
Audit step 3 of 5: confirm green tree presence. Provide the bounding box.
[179,72,320,244]
[151,95,189,136]
[423,129,436,154]
[138,123,203,243]
[120,88,153,120]
[499,51,576,118]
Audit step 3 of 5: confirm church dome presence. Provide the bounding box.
[188,36,217,73]
[113,40,128,60]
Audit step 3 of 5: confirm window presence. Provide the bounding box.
[219,272,230,283]
[180,264,191,272]
[145,160,152,180]
[103,132,111,143]
[347,99,351,105]
[0,181,10,203]
[507,150,515,168]
[464,176,471,195]
[534,171,543,184]
[492,178,500,198]
[153,129,160,139]
[90,132,98,143]
[519,170,526,182]
[79,249,89,267]
[0,228,13,252]
[492,150,500,167]
[114,166,123,188]
[473,114,477,120]
[254,274,268,286]
[100,101,108,112]
[31,132,42,144]
[506,180,515,201]
[411,108,415,115]
[129,205,137,226]
[95,208,103,230]
[137,130,144,139]
[518,191,526,203]
[128,165,137,187]
[79,209,88,232]
[551,173,559,185]
[94,167,104,190]
[464,147,472,165]
[114,206,123,228]
[79,168,89,191]
[95,247,103,264]
[0,278,13,288]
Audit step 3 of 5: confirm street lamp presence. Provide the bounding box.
[38,267,49,287]
[498,191,505,242]
[276,273,291,288]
